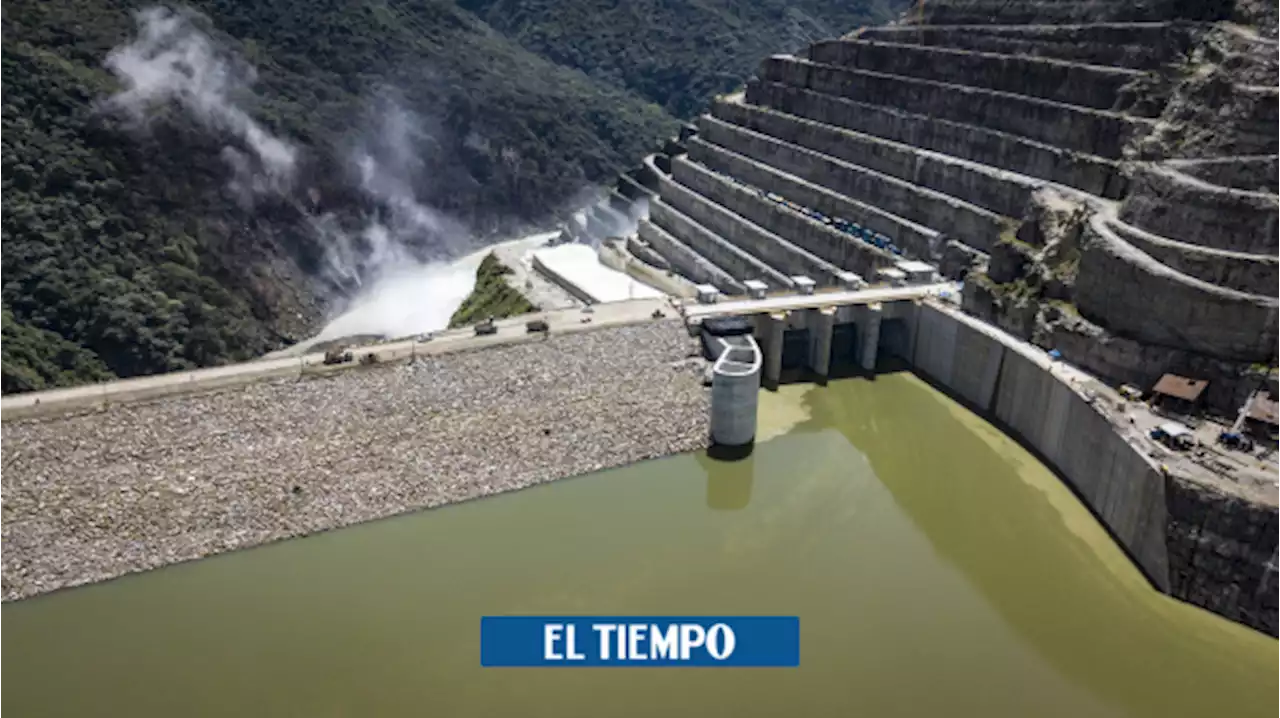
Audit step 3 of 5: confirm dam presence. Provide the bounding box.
[4,375,1276,717]
[2,0,1277,712]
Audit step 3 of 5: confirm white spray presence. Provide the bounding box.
[101,6,521,339]
[102,6,296,203]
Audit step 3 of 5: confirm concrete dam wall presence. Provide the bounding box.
[564,1,1278,634]
[909,302,1277,635]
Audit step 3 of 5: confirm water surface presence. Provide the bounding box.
[4,373,1275,717]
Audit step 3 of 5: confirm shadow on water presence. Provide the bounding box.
[798,374,1277,718]
[705,442,753,462]
[698,447,755,511]
[767,353,915,390]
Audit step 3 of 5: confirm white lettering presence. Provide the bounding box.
[617,623,626,660]
[706,623,735,660]
[544,624,563,660]
[565,625,585,660]
[679,624,706,660]
[627,624,646,660]
[650,624,678,660]
[593,624,615,660]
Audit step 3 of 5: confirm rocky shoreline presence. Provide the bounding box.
[1,321,710,601]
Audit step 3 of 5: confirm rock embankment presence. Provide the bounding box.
[1,321,710,601]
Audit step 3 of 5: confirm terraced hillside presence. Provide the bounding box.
[618,0,1277,415]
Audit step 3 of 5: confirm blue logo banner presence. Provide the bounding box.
[480,616,799,667]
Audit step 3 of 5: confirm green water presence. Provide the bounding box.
[3,373,1275,717]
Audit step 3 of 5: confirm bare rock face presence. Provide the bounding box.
[1165,475,1279,637]
[962,187,1097,346]
[940,238,987,280]
[1016,188,1088,249]
[987,240,1033,284]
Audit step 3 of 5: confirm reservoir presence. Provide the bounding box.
[3,372,1275,717]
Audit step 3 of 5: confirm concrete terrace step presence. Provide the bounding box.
[756,55,1152,158]
[711,98,1043,218]
[607,189,634,215]
[914,0,1221,25]
[806,38,1143,111]
[684,136,940,269]
[594,201,633,235]
[696,115,1011,253]
[617,172,658,202]
[660,159,849,285]
[648,192,795,288]
[636,219,744,295]
[742,81,1127,198]
[665,156,885,282]
[1108,217,1279,296]
[853,23,1189,70]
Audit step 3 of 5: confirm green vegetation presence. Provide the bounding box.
[449,253,537,328]
[457,0,902,118]
[2,0,894,394]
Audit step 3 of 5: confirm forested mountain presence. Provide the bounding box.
[1,0,900,394]
[458,0,901,118]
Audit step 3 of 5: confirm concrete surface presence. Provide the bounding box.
[682,282,957,321]
[530,244,664,304]
[916,300,1172,569]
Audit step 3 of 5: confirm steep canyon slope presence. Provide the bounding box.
[1,0,900,393]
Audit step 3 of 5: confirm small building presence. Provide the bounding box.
[1151,421,1196,450]
[1245,392,1279,443]
[895,260,936,285]
[1150,374,1208,415]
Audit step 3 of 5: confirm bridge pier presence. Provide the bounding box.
[809,307,837,381]
[860,303,883,372]
[761,311,787,387]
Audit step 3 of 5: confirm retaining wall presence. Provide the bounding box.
[911,302,1172,591]
[649,194,794,288]
[671,156,886,279]
[1075,217,1279,362]
[664,161,846,285]
[1235,85,1280,156]
[756,56,1150,158]
[1118,164,1279,254]
[808,39,1140,110]
[1111,219,1278,295]
[1165,476,1279,634]
[687,135,939,267]
[912,300,1280,634]
[637,219,746,295]
[617,173,657,201]
[916,0,1231,24]
[698,115,1010,252]
[1168,155,1279,193]
[742,82,1127,198]
[599,240,697,299]
[854,23,1191,70]
[713,99,1040,217]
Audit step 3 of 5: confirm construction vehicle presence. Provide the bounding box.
[475,317,498,336]
[323,348,353,365]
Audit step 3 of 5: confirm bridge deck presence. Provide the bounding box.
[680,282,958,319]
